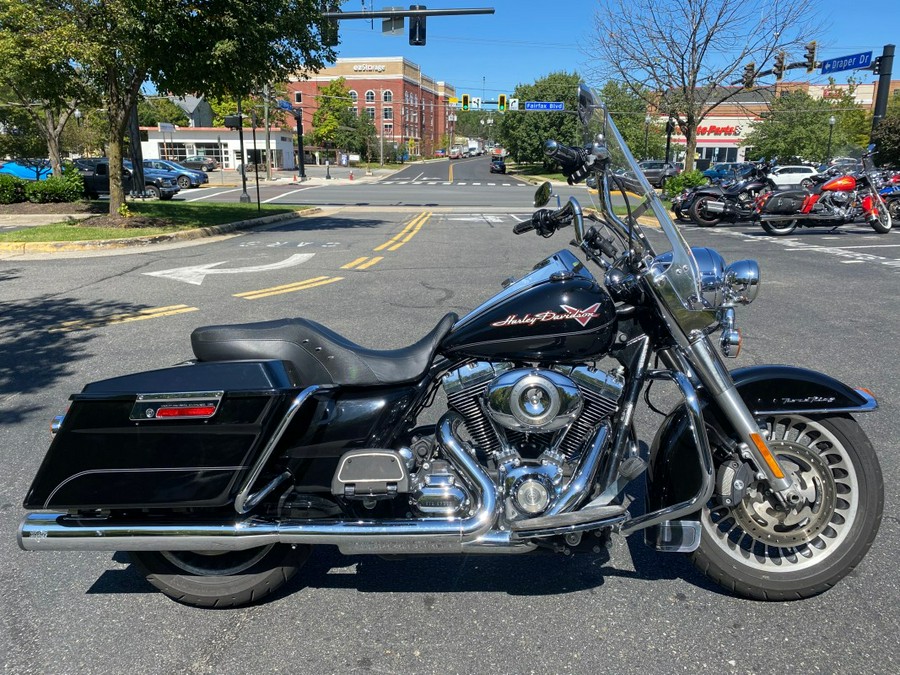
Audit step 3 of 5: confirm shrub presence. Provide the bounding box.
[0,174,27,204]
[664,170,708,197]
[23,166,85,203]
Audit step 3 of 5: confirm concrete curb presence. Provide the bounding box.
[0,208,318,255]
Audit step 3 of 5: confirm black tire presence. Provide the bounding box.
[689,196,722,227]
[159,193,174,201]
[800,178,814,189]
[691,415,883,601]
[870,194,892,234]
[129,544,311,608]
[145,184,161,199]
[177,175,191,189]
[761,218,797,236]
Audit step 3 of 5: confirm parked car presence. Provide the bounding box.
[638,160,680,189]
[180,155,219,172]
[79,159,180,200]
[143,159,208,189]
[489,157,506,174]
[768,165,819,189]
[0,159,52,181]
[702,162,746,182]
[449,146,464,159]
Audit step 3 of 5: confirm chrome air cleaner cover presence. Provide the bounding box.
[485,368,583,432]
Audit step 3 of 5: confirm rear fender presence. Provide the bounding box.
[644,365,876,547]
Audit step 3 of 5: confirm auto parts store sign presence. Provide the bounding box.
[696,124,742,137]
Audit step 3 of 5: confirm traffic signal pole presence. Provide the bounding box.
[871,44,895,136]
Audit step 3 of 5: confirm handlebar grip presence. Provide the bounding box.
[513,219,535,235]
[544,140,581,168]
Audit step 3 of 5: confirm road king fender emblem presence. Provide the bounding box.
[491,303,603,328]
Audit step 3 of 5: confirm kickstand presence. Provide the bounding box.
[828,224,843,233]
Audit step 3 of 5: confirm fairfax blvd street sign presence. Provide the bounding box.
[524,101,565,111]
[821,51,873,75]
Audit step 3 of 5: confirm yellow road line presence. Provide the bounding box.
[234,276,331,297]
[236,276,343,300]
[387,212,430,251]
[374,211,429,251]
[50,305,198,333]
[341,257,370,269]
[356,256,383,269]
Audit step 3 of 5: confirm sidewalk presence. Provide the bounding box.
[208,165,398,188]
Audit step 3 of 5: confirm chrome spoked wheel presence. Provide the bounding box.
[692,414,883,600]
[703,416,857,572]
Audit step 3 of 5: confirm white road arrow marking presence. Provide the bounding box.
[143,253,316,285]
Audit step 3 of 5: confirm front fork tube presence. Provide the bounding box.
[678,337,794,493]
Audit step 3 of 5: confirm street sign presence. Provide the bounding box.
[471,97,482,110]
[524,101,565,111]
[508,98,520,111]
[276,99,293,111]
[157,122,175,132]
[448,97,458,103]
[821,51,873,74]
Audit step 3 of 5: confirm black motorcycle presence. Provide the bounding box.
[687,162,773,227]
[18,86,883,607]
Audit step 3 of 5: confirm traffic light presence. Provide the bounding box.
[408,5,426,46]
[498,94,507,111]
[872,56,883,75]
[461,94,470,111]
[742,63,756,90]
[320,1,340,47]
[804,41,817,73]
[773,51,786,81]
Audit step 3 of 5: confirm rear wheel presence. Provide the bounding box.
[689,196,722,227]
[129,544,311,608]
[800,178,814,190]
[761,219,797,236]
[692,415,883,601]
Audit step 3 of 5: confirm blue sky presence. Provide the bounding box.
[330,0,900,96]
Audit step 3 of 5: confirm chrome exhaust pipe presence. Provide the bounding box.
[19,413,500,554]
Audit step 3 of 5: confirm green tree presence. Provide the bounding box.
[600,81,667,160]
[11,0,336,216]
[871,116,900,167]
[137,98,189,127]
[496,72,581,166]
[310,78,358,150]
[743,89,866,162]
[0,1,97,175]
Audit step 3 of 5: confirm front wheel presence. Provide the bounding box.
[870,194,892,233]
[692,414,883,601]
[129,544,311,608]
[761,218,797,236]
[689,196,722,227]
[888,199,900,221]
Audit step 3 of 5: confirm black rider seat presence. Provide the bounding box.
[190,313,458,387]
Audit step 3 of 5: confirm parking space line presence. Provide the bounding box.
[262,186,317,203]
[185,188,242,202]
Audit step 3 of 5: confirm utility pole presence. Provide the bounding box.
[263,84,272,180]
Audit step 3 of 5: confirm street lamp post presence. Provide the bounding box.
[236,98,251,203]
[644,114,652,160]
[665,117,675,164]
[826,115,836,163]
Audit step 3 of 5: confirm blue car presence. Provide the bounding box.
[143,159,208,189]
[702,162,745,183]
[0,160,52,181]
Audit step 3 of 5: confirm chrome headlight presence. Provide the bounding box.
[723,260,760,305]
[691,247,727,308]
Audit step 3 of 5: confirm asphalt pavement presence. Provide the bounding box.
[1,177,899,674]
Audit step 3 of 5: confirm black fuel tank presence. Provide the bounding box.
[441,250,617,362]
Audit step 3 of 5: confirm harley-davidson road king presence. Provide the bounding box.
[18,86,883,607]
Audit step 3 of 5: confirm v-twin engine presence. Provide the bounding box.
[440,361,624,520]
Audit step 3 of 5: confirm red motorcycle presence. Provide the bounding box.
[752,146,892,236]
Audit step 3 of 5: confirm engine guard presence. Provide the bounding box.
[643,365,876,552]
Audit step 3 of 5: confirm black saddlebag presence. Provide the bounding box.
[762,190,807,215]
[23,360,301,510]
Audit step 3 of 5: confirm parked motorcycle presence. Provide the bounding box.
[753,147,892,235]
[687,162,773,227]
[671,171,743,221]
[18,85,884,607]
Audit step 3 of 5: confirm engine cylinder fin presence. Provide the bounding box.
[559,391,619,459]
[446,387,500,455]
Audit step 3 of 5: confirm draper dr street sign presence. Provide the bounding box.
[821,51,873,75]
[524,101,565,111]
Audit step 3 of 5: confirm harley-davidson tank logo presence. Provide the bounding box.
[491,303,603,328]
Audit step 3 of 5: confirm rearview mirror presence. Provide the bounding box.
[534,182,552,207]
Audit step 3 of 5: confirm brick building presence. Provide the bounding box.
[286,57,456,158]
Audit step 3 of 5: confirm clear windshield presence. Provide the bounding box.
[577,85,715,333]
